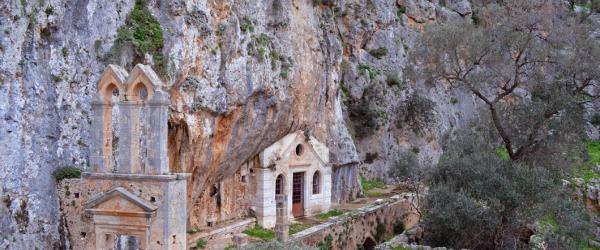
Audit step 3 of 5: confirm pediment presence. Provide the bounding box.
[259,130,329,168]
[85,187,157,213]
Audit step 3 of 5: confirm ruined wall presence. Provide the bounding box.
[292,196,420,250]
[55,175,187,250]
[189,167,253,229]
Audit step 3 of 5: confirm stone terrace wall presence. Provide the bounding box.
[291,195,419,250]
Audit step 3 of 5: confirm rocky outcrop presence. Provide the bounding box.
[3,0,597,248]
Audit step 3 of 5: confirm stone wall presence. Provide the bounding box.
[292,195,419,250]
[56,175,187,249]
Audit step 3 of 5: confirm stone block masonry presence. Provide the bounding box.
[58,64,189,250]
[291,195,419,250]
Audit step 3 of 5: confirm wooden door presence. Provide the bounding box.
[292,172,304,217]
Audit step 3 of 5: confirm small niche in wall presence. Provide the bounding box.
[150,197,156,203]
[74,193,79,198]
[80,232,87,239]
[241,175,247,183]
[295,144,304,156]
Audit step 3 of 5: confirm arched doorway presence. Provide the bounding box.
[361,237,377,250]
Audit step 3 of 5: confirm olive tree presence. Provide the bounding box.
[409,0,599,163]
[422,130,592,249]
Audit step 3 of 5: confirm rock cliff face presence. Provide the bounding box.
[3,0,597,248]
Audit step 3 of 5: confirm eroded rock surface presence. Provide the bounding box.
[3,0,597,248]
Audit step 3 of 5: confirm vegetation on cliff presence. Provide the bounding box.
[394,0,600,248]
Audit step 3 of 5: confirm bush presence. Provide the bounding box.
[396,94,435,134]
[53,167,81,182]
[109,0,165,74]
[194,239,207,249]
[243,224,275,240]
[316,209,344,220]
[422,131,592,249]
[369,47,388,59]
[360,177,386,192]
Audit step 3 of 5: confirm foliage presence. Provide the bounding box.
[369,47,388,59]
[422,130,593,249]
[588,140,600,165]
[360,177,386,192]
[61,46,68,58]
[240,18,254,33]
[194,239,207,249]
[396,94,436,135]
[385,73,403,87]
[358,64,379,79]
[289,223,313,235]
[109,0,165,74]
[243,224,275,240]
[187,227,200,234]
[409,0,598,162]
[315,209,344,220]
[397,5,406,19]
[53,167,81,182]
[347,100,380,139]
[317,234,333,250]
[495,147,510,160]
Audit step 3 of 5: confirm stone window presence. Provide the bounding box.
[295,144,303,156]
[275,174,284,195]
[312,171,320,194]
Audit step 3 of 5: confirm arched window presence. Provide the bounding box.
[312,171,320,194]
[295,144,303,156]
[275,174,284,195]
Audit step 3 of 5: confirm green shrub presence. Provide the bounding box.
[588,140,600,165]
[240,18,254,33]
[279,68,288,79]
[385,73,403,87]
[369,47,388,59]
[315,210,344,220]
[361,177,386,192]
[53,167,81,182]
[194,239,207,249]
[495,147,510,161]
[243,224,275,240]
[397,6,406,18]
[110,0,165,74]
[61,46,69,58]
[450,97,459,104]
[289,223,313,235]
[358,64,379,79]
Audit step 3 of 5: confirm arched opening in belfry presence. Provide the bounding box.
[98,82,122,171]
[129,82,150,101]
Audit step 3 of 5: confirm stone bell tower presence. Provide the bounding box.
[81,64,188,249]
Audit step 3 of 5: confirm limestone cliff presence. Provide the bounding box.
[2,0,597,248]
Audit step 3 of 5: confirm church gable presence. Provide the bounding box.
[85,187,157,215]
